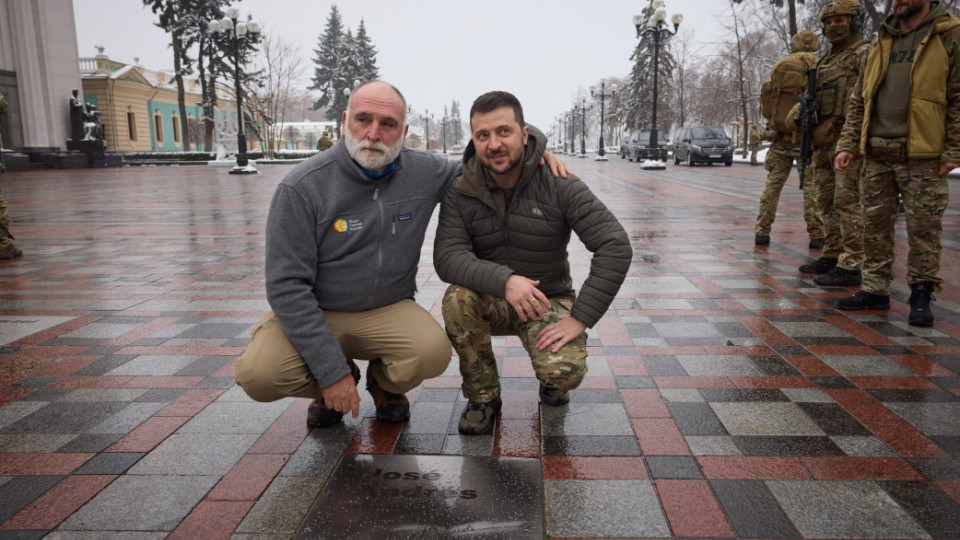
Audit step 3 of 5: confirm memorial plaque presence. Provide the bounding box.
[297,455,543,539]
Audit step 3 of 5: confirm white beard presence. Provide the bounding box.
[344,128,403,172]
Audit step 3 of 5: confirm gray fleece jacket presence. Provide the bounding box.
[265,140,459,388]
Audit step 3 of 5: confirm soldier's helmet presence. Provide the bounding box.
[820,0,864,31]
[791,30,819,53]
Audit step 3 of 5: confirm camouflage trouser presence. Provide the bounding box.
[812,146,864,269]
[0,186,15,252]
[756,140,822,237]
[441,284,587,403]
[860,157,948,295]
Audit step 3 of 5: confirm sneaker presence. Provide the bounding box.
[366,362,410,423]
[908,282,935,327]
[0,245,22,260]
[808,238,825,249]
[836,290,891,311]
[755,234,770,246]
[306,360,361,428]
[539,384,570,406]
[458,397,502,435]
[814,267,862,287]
[799,257,837,274]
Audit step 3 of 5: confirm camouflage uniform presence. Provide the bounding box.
[835,0,960,325]
[0,90,20,260]
[755,32,823,241]
[749,125,762,165]
[756,137,821,238]
[442,287,586,403]
[803,3,871,276]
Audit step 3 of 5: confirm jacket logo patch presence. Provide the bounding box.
[334,218,363,234]
[397,213,412,221]
[532,207,544,216]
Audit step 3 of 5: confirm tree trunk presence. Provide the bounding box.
[170,12,191,152]
[788,0,797,37]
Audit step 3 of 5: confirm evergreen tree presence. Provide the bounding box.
[449,100,464,146]
[328,30,362,130]
[355,18,380,81]
[625,5,677,132]
[309,6,345,124]
[144,0,195,151]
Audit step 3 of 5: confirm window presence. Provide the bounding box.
[127,112,137,141]
[172,114,181,144]
[154,111,164,143]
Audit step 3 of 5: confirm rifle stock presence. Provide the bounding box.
[797,67,819,190]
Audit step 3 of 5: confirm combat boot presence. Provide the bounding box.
[808,238,825,249]
[908,282,935,327]
[539,384,570,406]
[307,359,361,428]
[0,244,22,260]
[814,267,862,287]
[836,290,891,311]
[754,234,770,246]
[458,397,502,435]
[366,362,410,423]
[799,257,837,274]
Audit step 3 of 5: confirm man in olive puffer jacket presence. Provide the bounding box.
[434,91,632,435]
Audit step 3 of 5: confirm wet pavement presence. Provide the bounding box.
[0,156,958,539]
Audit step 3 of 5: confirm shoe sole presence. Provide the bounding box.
[908,317,934,327]
[375,404,411,423]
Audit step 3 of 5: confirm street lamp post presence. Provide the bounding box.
[590,81,617,161]
[208,6,261,175]
[634,0,682,170]
[441,113,448,154]
[421,111,432,151]
[578,99,588,158]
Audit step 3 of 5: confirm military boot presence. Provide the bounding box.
[539,384,570,406]
[908,282,935,327]
[799,257,837,274]
[836,290,891,311]
[754,234,770,246]
[814,267,862,287]
[366,362,410,423]
[458,397,502,435]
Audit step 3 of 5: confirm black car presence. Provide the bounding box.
[673,126,734,166]
[620,130,668,162]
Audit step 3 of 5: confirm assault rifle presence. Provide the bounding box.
[796,67,819,190]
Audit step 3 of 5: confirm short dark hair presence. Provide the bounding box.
[469,91,524,129]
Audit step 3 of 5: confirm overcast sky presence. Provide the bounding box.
[73,0,729,133]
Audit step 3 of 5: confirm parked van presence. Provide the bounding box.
[672,126,733,166]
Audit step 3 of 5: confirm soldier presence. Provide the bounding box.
[749,124,762,165]
[0,90,22,261]
[834,0,960,327]
[797,0,871,286]
[754,30,822,247]
[434,91,631,435]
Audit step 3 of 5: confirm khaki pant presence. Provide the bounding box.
[236,299,452,401]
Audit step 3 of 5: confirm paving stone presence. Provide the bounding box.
[767,480,930,539]
[544,479,670,537]
[128,433,259,476]
[58,475,219,532]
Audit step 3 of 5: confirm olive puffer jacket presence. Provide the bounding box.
[433,129,632,328]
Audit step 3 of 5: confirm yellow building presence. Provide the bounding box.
[79,50,238,153]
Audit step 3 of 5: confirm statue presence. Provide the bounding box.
[82,104,104,144]
[69,89,85,142]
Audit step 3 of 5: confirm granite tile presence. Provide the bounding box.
[539,403,633,437]
[711,479,800,538]
[544,479,670,538]
[542,435,641,456]
[128,433,259,476]
[58,475,219,532]
[767,480,930,539]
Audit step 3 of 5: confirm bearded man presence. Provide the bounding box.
[236,81,568,428]
[834,0,960,327]
[434,91,631,435]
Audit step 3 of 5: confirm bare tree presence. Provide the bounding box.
[252,29,305,158]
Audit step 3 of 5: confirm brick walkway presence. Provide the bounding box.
[0,159,958,539]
